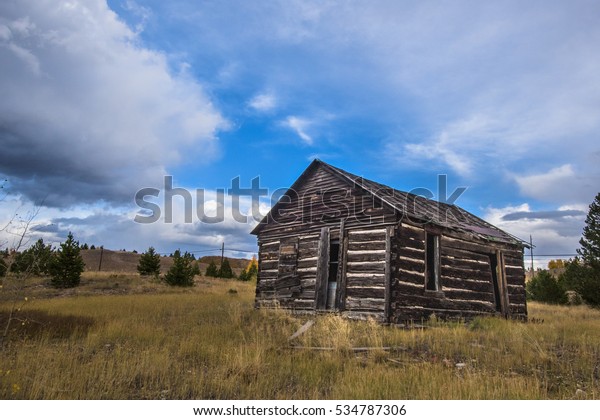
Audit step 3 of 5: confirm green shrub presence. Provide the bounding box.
[218,258,234,279]
[137,246,161,276]
[164,250,195,287]
[526,269,567,304]
[205,261,218,277]
[560,259,600,307]
[0,258,7,277]
[10,238,53,276]
[49,232,85,288]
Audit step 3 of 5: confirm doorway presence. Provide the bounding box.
[326,240,340,309]
[488,251,508,315]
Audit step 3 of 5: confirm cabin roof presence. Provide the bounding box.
[251,159,526,246]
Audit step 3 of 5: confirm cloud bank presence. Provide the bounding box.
[0,0,226,207]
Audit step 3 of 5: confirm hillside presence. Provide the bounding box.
[80,249,250,275]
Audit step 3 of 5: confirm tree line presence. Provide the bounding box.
[527,192,600,307]
[136,247,257,286]
[1,235,258,289]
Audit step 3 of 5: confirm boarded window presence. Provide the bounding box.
[278,238,298,279]
[426,233,440,291]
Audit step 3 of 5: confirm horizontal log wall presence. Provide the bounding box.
[392,224,527,322]
[344,227,388,317]
[255,235,323,311]
[503,249,527,318]
[255,239,280,307]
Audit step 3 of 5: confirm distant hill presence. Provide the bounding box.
[80,249,250,275]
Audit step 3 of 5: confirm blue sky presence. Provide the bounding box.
[1,0,599,267]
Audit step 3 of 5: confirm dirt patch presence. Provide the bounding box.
[0,309,95,341]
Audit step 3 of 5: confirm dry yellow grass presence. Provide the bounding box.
[1,275,599,399]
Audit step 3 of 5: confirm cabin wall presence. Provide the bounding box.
[255,225,394,319]
[503,250,527,319]
[256,165,398,241]
[342,226,389,321]
[256,223,527,322]
[255,234,321,310]
[392,223,527,323]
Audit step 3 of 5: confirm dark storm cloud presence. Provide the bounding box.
[502,209,585,221]
[0,0,225,208]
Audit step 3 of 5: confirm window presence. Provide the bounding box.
[426,233,440,291]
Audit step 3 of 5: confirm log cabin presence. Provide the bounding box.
[251,159,528,323]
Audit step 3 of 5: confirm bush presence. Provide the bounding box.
[137,246,161,276]
[164,250,195,287]
[205,261,218,277]
[0,258,7,277]
[49,232,85,288]
[218,258,234,279]
[559,259,600,307]
[10,238,53,276]
[526,270,567,304]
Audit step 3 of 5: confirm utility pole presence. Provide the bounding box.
[221,242,225,266]
[529,235,534,274]
[98,245,104,272]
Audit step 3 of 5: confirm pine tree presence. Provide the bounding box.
[137,246,161,276]
[205,261,218,277]
[526,270,567,304]
[49,232,85,288]
[247,255,258,279]
[10,238,53,276]
[218,258,234,279]
[0,258,7,277]
[239,256,258,281]
[164,249,195,286]
[578,192,600,266]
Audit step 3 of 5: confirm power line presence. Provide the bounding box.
[531,254,578,257]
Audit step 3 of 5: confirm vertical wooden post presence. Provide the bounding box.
[335,220,346,310]
[221,242,225,266]
[314,227,330,310]
[498,250,510,318]
[529,235,534,274]
[98,246,104,272]
[384,226,393,323]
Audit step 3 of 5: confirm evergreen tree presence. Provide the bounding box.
[192,261,201,276]
[578,192,600,266]
[81,243,89,250]
[49,232,85,288]
[137,246,161,276]
[218,258,234,279]
[526,270,567,304]
[246,255,258,279]
[0,258,7,277]
[205,261,218,277]
[90,245,96,250]
[164,249,195,287]
[239,256,258,281]
[10,238,53,276]
[560,258,600,307]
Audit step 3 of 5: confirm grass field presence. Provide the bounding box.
[1,273,599,399]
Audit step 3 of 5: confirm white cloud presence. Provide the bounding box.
[284,116,313,145]
[248,92,277,112]
[513,164,599,204]
[483,203,586,269]
[0,186,262,257]
[0,0,227,206]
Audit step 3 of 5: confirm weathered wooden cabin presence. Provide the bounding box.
[251,160,527,323]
